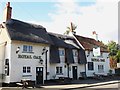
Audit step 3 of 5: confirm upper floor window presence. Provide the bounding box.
[73,50,78,57]
[59,49,65,56]
[23,45,33,53]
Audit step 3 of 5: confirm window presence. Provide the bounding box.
[23,45,33,53]
[60,67,62,73]
[56,67,59,74]
[5,59,9,76]
[23,45,27,52]
[56,67,63,74]
[23,66,31,73]
[23,67,26,73]
[73,50,78,57]
[59,49,65,56]
[98,65,104,73]
[88,62,94,70]
[28,46,33,52]
[27,67,31,73]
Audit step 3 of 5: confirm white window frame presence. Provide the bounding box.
[23,45,33,53]
[59,49,65,56]
[73,49,78,57]
[23,66,31,73]
[98,65,104,73]
[88,62,94,70]
[56,67,63,75]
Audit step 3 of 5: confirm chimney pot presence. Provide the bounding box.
[7,2,10,7]
[3,2,12,22]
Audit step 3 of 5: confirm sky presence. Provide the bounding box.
[0,0,119,44]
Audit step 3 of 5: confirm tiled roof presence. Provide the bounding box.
[75,35,108,52]
[4,19,53,44]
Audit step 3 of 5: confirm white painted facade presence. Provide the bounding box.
[0,27,51,83]
[2,40,51,83]
[117,63,120,68]
[49,48,86,80]
[85,50,110,77]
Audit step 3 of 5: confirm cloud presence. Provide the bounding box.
[29,0,118,44]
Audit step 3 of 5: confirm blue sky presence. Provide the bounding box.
[0,0,118,43]
[0,1,96,22]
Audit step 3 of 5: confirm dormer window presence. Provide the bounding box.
[23,45,33,53]
[73,50,78,57]
[59,49,65,56]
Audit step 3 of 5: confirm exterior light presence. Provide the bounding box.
[39,59,43,64]
[16,47,20,54]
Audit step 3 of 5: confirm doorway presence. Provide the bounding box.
[36,67,43,84]
[72,66,77,79]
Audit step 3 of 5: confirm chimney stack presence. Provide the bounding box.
[3,2,12,22]
[92,31,98,41]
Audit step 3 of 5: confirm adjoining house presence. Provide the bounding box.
[74,35,110,77]
[49,33,87,80]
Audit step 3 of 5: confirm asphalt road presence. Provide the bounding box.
[72,83,120,90]
[1,82,120,90]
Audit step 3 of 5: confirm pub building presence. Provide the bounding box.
[0,2,110,85]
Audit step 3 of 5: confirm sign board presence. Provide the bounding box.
[93,47,101,57]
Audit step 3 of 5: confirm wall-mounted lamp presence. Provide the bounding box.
[87,54,89,57]
[64,65,66,68]
[16,47,20,54]
[39,59,43,64]
[0,24,4,28]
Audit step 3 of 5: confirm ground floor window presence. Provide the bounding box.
[98,65,104,73]
[23,66,31,73]
[88,62,94,70]
[56,67,63,75]
[5,59,9,76]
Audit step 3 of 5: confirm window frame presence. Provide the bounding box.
[59,49,65,56]
[23,66,31,73]
[98,65,104,73]
[88,62,94,70]
[56,66,63,75]
[23,45,33,53]
[73,50,78,57]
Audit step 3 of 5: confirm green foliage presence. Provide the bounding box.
[107,41,118,56]
[115,50,120,62]
[107,41,120,63]
[64,22,77,35]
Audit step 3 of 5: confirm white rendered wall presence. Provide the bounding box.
[9,41,50,83]
[86,51,110,77]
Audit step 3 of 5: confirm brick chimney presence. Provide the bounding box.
[3,2,12,22]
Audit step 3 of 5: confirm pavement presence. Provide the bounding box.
[1,76,120,90]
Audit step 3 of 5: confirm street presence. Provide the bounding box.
[72,83,120,90]
[1,81,120,90]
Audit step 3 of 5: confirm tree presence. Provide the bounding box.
[64,22,77,35]
[107,41,120,69]
[115,50,120,63]
[107,41,118,56]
